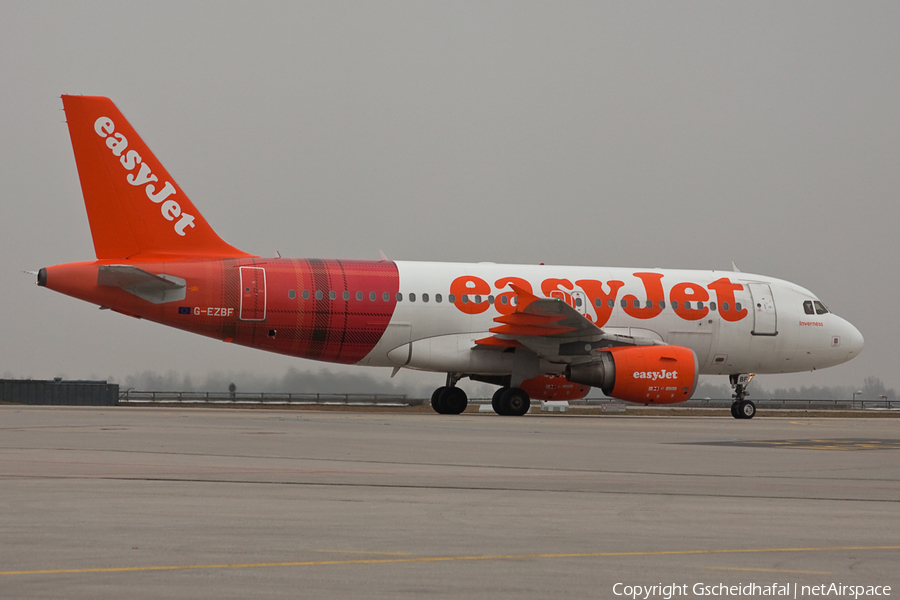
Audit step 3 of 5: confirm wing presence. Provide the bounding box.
[475,284,661,363]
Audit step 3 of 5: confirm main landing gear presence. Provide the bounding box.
[431,373,468,415]
[429,376,533,417]
[491,387,531,416]
[729,373,756,419]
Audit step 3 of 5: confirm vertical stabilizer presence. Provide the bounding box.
[61,95,253,260]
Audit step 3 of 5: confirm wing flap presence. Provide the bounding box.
[479,283,663,363]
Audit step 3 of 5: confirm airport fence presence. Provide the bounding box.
[118,390,414,406]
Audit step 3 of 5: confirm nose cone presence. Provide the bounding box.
[843,318,864,361]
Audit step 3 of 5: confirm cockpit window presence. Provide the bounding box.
[803,300,814,315]
[814,300,829,315]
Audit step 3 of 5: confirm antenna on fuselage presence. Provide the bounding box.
[731,261,741,272]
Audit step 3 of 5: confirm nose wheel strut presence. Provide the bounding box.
[729,374,756,419]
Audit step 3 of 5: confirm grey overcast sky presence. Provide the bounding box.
[1,2,898,393]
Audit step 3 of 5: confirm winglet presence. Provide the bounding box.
[61,95,254,260]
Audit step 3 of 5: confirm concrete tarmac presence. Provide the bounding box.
[1,406,898,599]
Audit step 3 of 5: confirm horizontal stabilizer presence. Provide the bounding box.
[97,265,186,304]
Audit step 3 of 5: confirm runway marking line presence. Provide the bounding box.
[695,439,900,451]
[314,550,412,556]
[705,567,831,575]
[1,545,898,577]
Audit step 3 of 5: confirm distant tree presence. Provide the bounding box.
[862,376,895,400]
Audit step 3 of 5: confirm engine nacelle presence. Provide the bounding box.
[519,374,590,401]
[565,345,698,404]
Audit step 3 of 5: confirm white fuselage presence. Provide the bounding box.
[360,262,863,377]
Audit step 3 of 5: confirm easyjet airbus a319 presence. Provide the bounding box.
[38,96,863,419]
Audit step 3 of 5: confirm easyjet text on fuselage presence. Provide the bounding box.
[449,273,750,326]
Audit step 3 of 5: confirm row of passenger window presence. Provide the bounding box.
[285,289,741,312]
[286,290,511,304]
[602,298,743,312]
[288,289,395,302]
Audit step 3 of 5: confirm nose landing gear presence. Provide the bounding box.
[729,373,756,419]
[730,399,756,419]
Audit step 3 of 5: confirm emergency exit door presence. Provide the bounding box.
[239,266,267,321]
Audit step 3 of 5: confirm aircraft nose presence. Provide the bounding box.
[843,319,864,359]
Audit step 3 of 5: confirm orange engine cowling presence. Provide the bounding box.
[519,374,590,401]
[565,345,698,404]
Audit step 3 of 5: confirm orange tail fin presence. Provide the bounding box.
[62,95,253,260]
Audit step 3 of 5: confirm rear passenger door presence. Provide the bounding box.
[239,266,267,321]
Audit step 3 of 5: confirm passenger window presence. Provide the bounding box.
[329,291,336,300]
[356,291,362,301]
[575,297,582,307]
[735,302,742,311]
[396,292,403,302]
[621,299,627,308]
[814,301,829,315]
[343,291,350,301]
[684,301,691,310]
[475,295,482,304]
[659,300,666,310]
[423,293,429,303]
[722,302,729,311]
[315,290,323,300]
[383,292,390,302]
[369,292,376,301]
[435,294,442,303]
[710,302,716,311]
[502,296,509,305]
[461,295,468,304]
[288,289,296,299]
[487,295,494,305]
[302,290,309,300]
[646,300,653,309]
[449,294,456,303]
[803,301,814,315]
[697,301,704,310]
[608,298,614,308]
[671,301,679,310]
[409,293,416,302]
[633,299,640,309]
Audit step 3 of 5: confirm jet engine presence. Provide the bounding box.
[565,345,698,404]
